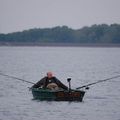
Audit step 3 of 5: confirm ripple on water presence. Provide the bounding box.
[0,47,120,120]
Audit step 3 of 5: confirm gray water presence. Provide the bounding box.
[0,47,120,120]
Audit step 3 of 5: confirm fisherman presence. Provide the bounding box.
[32,72,68,90]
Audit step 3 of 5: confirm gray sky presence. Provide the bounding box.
[0,0,120,33]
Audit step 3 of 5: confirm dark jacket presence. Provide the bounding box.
[32,76,68,90]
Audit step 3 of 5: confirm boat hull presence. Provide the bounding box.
[32,88,85,102]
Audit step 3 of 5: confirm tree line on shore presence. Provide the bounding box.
[0,24,120,44]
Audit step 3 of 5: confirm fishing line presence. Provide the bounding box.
[0,72,35,84]
[76,74,120,89]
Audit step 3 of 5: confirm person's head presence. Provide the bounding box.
[47,72,53,78]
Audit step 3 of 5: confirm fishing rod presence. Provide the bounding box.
[0,72,35,84]
[76,75,120,90]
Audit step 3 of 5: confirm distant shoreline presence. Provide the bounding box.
[0,42,120,47]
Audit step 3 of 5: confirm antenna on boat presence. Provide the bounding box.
[67,78,71,91]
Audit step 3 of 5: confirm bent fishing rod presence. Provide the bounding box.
[0,72,35,84]
[76,75,120,90]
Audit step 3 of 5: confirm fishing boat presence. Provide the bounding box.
[31,88,85,101]
[31,78,85,101]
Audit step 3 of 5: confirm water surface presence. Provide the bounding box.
[0,47,120,120]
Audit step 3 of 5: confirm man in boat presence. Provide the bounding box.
[32,72,68,90]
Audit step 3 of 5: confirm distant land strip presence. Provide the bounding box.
[0,24,120,46]
[0,42,120,47]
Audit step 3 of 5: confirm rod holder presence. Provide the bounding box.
[67,78,71,91]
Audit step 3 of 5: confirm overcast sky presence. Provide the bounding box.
[0,0,120,33]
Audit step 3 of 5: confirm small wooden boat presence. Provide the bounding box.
[31,88,85,101]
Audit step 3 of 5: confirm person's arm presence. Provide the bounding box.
[54,77,68,90]
[32,77,46,88]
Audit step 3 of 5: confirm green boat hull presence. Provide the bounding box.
[32,88,85,101]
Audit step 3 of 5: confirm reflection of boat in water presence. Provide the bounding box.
[32,88,85,101]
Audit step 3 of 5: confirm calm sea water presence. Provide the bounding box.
[0,47,120,120]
